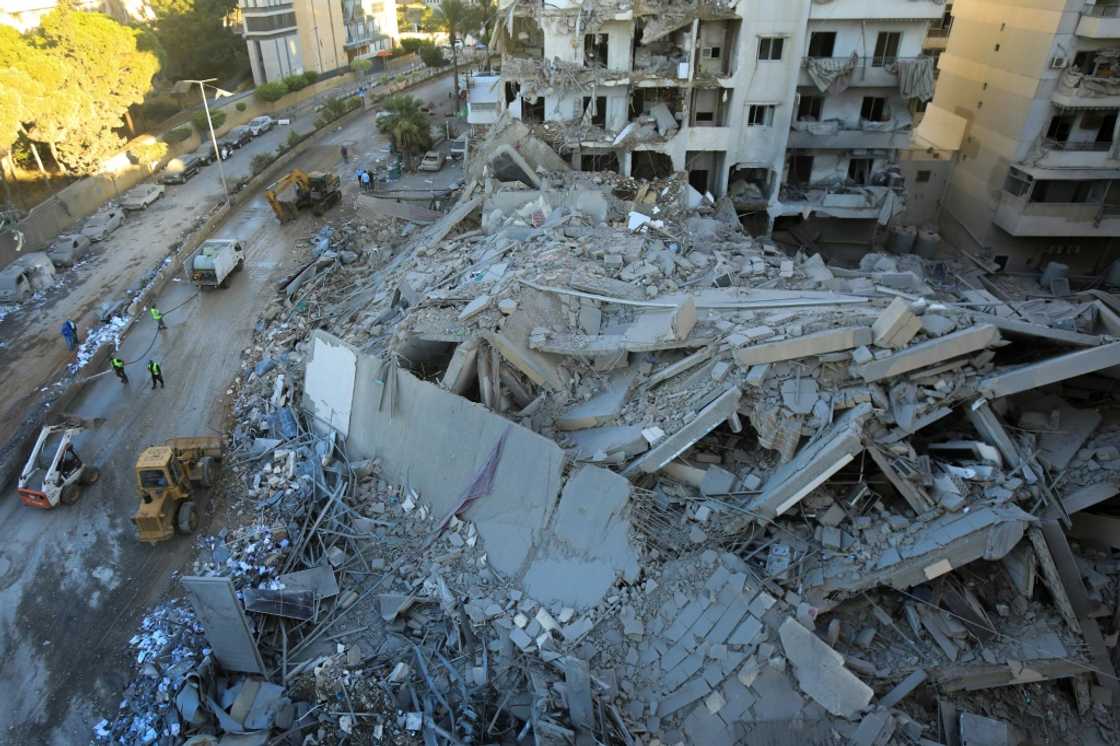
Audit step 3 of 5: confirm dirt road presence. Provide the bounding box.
[0,73,459,744]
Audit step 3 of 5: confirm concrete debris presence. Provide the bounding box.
[98,119,1120,746]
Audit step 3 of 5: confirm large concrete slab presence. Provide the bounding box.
[304,331,566,577]
[303,331,358,438]
[980,341,1120,399]
[556,367,638,431]
[523,465,639,608]
[778,617,873,719]
[623,387,741,476]
[182,576,265,675]
[486,312,569,391]
[748,404,871,520]
[733,327,872,367]
[856,324,1000,383]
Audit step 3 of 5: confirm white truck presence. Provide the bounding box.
[187,239,244,289]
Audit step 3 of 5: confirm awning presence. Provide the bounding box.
[375,49,395,57]
[912,104,967,151]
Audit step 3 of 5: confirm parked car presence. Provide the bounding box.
[120,184,165,211]
[228,126,253,147]
[159,155,203,185]
[248,116,274,136]
[81,206,125,242]
[418,151,445,172]
[46,234,92,267]
[449,137,467,160]
[0,252,57,303]
[193,144,217,165]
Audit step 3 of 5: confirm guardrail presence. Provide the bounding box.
[1084,2,1120,18]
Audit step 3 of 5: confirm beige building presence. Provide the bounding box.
[242,0,348,86]
[934,0,1120,272]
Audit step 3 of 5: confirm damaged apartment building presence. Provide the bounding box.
[489,0,959,238]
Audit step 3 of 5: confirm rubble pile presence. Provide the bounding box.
[102,116,1120,745]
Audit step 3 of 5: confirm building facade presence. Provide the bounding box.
[343,0,398,61]
[933,0,1120,272]
[242,0,349,85]
[493,0,946,234]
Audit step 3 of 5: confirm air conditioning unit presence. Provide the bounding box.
[1050,56,1068,70]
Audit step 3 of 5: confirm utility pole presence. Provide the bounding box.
[183,78,231,207]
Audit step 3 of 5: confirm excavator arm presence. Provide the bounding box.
[265,170,311,223]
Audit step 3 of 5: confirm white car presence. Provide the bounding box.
[81,207,125,242]
[0,252,57,303]
[418,151,445,172]
[46,234,92,267]
[120,184,165,212]
[248,115,274,136]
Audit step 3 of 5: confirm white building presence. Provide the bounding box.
[494,0,950,235]
[343,0,398,61]
[241,0,349,86]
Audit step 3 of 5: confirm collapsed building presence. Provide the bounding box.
[98,116,1120,746]
[485,0,959,240]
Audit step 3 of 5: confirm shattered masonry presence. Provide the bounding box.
[100,115,1120,746]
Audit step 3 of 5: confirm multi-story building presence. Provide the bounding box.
[242,0,348,86]
[493,0,948,235]
[933,0,1120,272]
[343,0,398,61]
[0,0,133,31]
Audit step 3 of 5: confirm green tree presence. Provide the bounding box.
[419,43,446,68]
[351,58,373,75]
[192,109,226,132]
[21,9,161,173]
[377,95,431,168]
[147,0,246,82]
[433,0,471,103]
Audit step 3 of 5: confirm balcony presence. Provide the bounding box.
[788,119,914,149]
[994,192,1120,237]
[775,184,903,221]
[799,56,931,90]
[1033,139,1120,169]
[1077,3,1120,39]
[1052,67,1120,108]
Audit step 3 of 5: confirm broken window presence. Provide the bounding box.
[872,31,901,67]
[916,170,932,183]
[584,33,608,66]
[689,169,710,193]
[1030,179,1106,203]
[691,89,727,126]
[788,154,814,185]
[580,151,618,173]
[848,157,873,185]
[581,96,607,127]
[1092,111,1118,143]
[807,31,836,58]
[1003,167,1032,197]
[631,151,674,179]
[860,96,889,122]
[797,94,823,121]
[521,97,545,123]
[1045,112,1075,143]
[748,104,775,126]
[758,37,784,61]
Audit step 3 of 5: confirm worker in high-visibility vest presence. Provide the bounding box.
[147,360,164,390]
[111,357,128,384]
[149,306,166,331]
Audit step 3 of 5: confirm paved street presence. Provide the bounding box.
[0,71,460,745]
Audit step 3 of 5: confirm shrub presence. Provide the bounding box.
[236,101,247,112]
[286,130,307,149]
[191,109,226,133]
[255,81,289,102]
[284,74,309,92]
[251,153,274,175]
[162,126,192,144]
[351,58,373,75]
[419,44,446,68]
[400,38,425,53]
[302,70,318,86]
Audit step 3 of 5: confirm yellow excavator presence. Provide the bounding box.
[132,437,222,543]
[265,169,342,223]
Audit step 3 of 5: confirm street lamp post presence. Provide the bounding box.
[183,78,231,206]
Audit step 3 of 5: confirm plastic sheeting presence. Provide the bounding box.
[803,52,858,95]
[895,57,936,102]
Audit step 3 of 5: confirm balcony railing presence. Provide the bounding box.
[801,55,927,70]
[1084,2,1120,18]
[1044,138,1114,152]
[926,25,951,37]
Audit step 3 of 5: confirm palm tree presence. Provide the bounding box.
[434,0,470,105]
[377,95,432,169]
